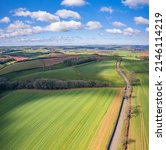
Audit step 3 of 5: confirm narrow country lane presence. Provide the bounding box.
[108,61,132,150]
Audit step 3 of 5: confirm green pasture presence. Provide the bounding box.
[24,49,50,53]
[122,60,149,73]
[3,63,67,79]
[13,60,124,86]
[2,49,50,58]
[0,60,44,75]
[0,88,119,150]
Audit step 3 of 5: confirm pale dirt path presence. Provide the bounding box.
[108,61,132,150]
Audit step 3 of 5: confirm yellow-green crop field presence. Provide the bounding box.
[0,88,122,150]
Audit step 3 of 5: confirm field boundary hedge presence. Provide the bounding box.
[0,78,111,91]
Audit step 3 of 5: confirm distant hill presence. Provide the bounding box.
[0,45,149,52]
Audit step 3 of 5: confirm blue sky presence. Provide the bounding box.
[0,0,149,46]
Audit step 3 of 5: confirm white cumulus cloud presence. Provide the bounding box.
[123,27,140,35]
[122,0,149,8]
[14,8,60,23]
[100,7,113,13]
[0,20,83,39]
[134,16,149,25]
[112,21,126,27]
[0,21,34,38]
[106,27,140,35]
[45,20,83,32]
[61,0,87,6]
[86,21,102,30]
[106,28,122,34]
[7,20,31,32]
[0,17,10,23]
[56,9,81,19]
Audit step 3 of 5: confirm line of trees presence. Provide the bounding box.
[0,78,111,91]
[64,57,97,66]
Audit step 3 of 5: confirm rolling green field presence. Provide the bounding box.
[0,59,45,75]
[3,63,67,79]
[109,50,139,59]
[0,57,69,76]
[0,88,121,150]
[122,60,148,73]
[12,60,124,86]
[63,50,139,59]
[122,60,149,150]
[2,49,50,58]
